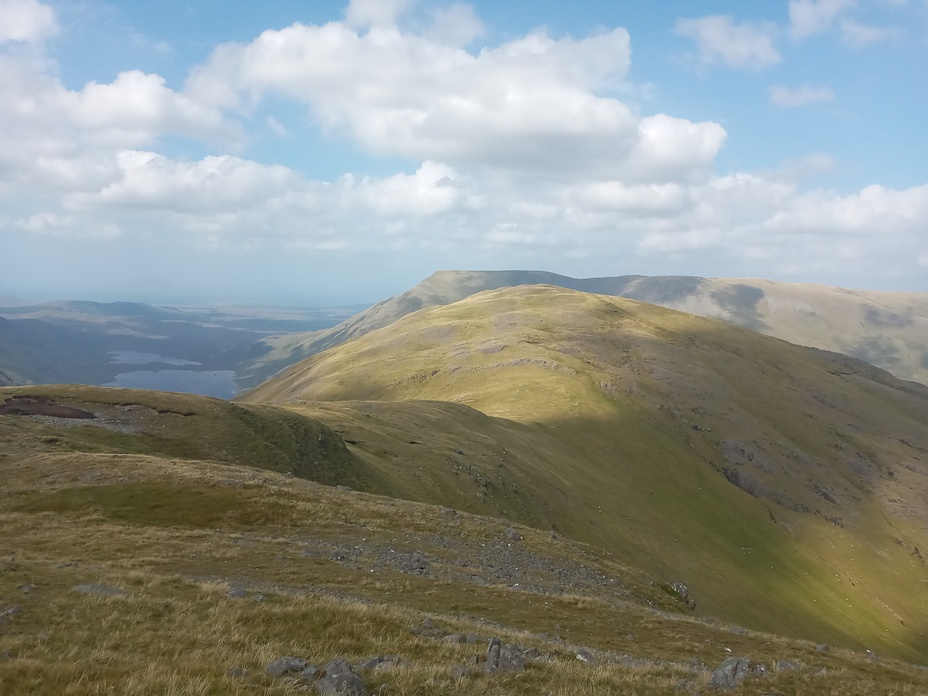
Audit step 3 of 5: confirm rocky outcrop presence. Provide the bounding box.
[708,656,751,689]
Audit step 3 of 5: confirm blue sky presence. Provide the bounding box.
[1,0,926,305]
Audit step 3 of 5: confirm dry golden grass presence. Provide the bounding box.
[3,448,928,695]
[239,286,928,660]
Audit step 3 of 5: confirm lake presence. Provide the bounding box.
[106,352,240,399]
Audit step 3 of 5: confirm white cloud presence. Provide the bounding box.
[0,51,241,198]
[353,161,475,216]
[571,181,689,217]
[623,114,727,183]
[15,211,119,238]
[2,1,926,292]
[674,15,781,70]
[761,184,928,236]
[185,23,657,178]
[424,3,484,46]
[839,19,895,46]
[770,85,836,107]
[69,70,237,146]
[345,0,417,29]
[789,0,856,39]
[66,150,301,214]
[0,0,57,43]
[266,116,288,137]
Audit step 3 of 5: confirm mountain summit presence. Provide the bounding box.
[240,271,928,389]
[244,284,928,659]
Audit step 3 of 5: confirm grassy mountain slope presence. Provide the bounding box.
[243,285,928,660]
[0,386,367,488]
[3,394,928,694]
[239,271,928,388]
[0,317,115,386]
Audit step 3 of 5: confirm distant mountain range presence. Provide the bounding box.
[0,300,363,389]
[239,271,928,389]
[3,272,926,395]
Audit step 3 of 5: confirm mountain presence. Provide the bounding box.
[0,300,362,390]
[0,316,115,386]
[238,271,928,388]
[4,383,928,694]
[242,285,928,661]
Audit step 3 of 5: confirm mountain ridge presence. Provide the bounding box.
[243,284,928,660]
[239,270,928,389]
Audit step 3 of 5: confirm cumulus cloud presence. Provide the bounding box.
[424,3,484,46]
[66,151,300,213]
[0,0,57,43]
[674,15,781,70]
[770,85,836,107]
[0,51,241,198]
[789,0,857,39]
[351,161,476,216]
[2,0,927,292]
[184,22,667,178]
[761,184,928,236]
[839,19,895,46]
[18,213,120,238]
[345,0,416,29]
[69,71,238,146]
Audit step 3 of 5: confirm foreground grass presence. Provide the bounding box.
[3,449,928,694]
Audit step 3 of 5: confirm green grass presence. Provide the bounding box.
[240,285,928,661]
[0,385,369,487]
[3,285,928,689]
[11,482,298,529]
[3,449,928,695]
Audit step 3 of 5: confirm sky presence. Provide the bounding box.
[1,0,926,305]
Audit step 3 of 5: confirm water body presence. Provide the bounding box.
[107,351,238,398]
[106,369,239,399]
[109,351,201,366]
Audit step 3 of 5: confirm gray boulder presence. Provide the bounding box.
[498,644,527,672]
[323,659,352,676]
[266,656,308,677]
[484,637,529,673]
[315,672,367,695]
[708,656,751,690]
[300,664,321,681]
[485,637,501,672]
[576,648,594,663]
